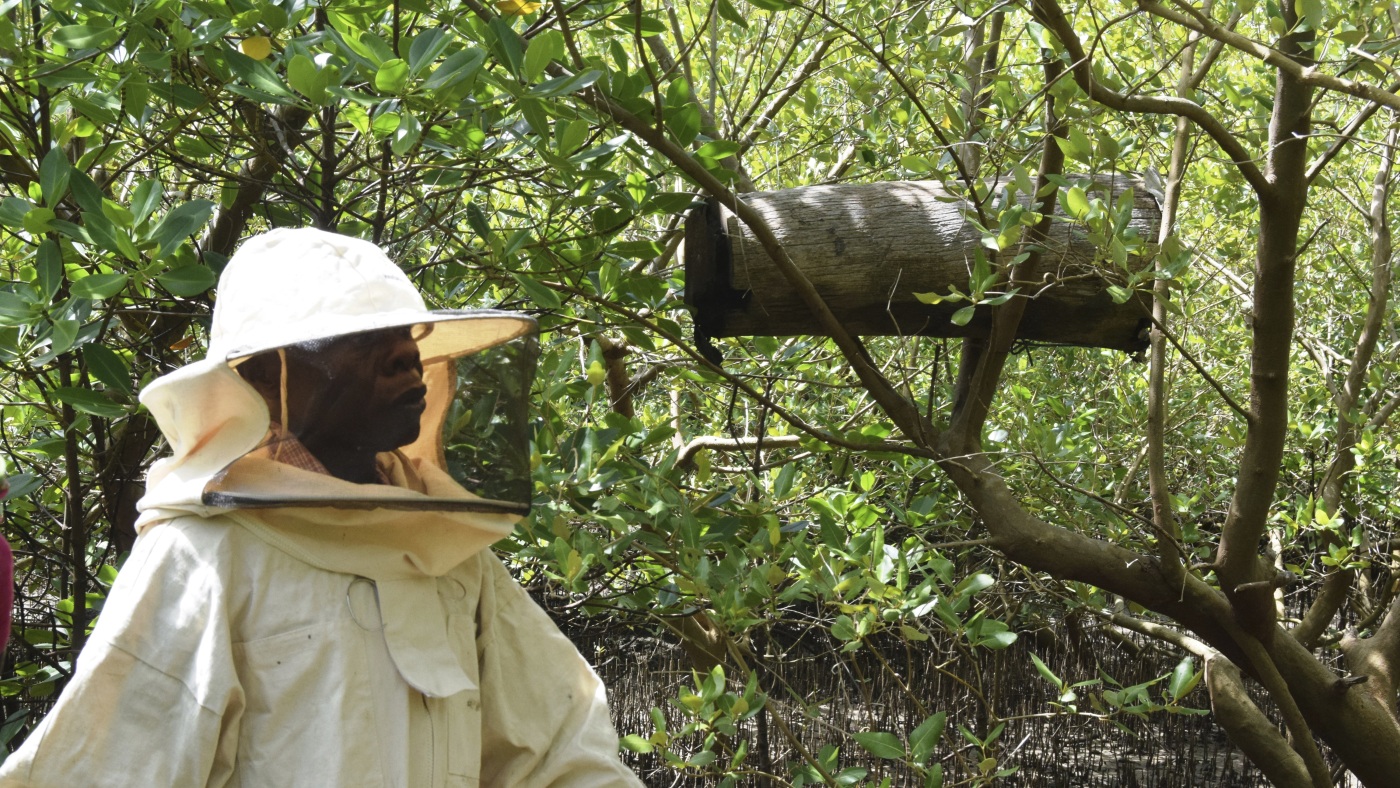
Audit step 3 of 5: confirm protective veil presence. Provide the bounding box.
[0,229,642,787]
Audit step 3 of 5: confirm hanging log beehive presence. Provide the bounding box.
[685,175,1159,353]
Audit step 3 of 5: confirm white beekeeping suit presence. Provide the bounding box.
[0,228,643,788]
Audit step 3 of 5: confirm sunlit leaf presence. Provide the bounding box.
[69,273,129,300]
[853,731,904,760]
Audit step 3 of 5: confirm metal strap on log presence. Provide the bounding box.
[684,175,1159,353]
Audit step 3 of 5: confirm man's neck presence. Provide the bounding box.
[303,441,382,484]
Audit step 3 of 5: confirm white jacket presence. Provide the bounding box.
[0,511,641,787]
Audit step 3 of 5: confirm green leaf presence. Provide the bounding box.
[488,18,525,77]
[40,147,72,208]
[831,614,858,641]
[900,624,930,642]
[686,750,717,768]
[667,104,701,147]
[716,0,749,28]
[772,461,797,499]
[901,154,932,173]
[853,731,904,760]
[1029,653,1061,688]
[909,712,946,765]
[519,97,551,138]
[69,273,129,300]
[955,572,995,596]
[556,118,590,156]
[645,192,697,215]
[4,473,41,499]
[371,111,400,138]
[69,171,105,214]
[1064,126,1093,161]
[511,273,561,309]
[391,113,423,156]
[53,387,126,418]
[156,265,217,296]
[347,31,396,66]
[665,78,693,108]
[23,206,55,235]
[610,13,668,36]
[0,291,35,325]
[529,69,602,98]
[408,28,452,75]
[1168,657,1198,701]
[52,24,121,50]
[1295,0,1323,29]
[0,197,33,228]
[225,48,296,101]
[35,240,62,300]
[524,30,563,82]
[69,94,118,126]
[422,47,485,91]
[1107,284,1132,304]
[950,305,975,326]
[83,344,133,394]
[466,201,493,240]
[48,319,78,355]
[569,134,628,164]
[610,240,661,260]
[287,54,328,104]
[1064,186,1089,219]
[980,289,1017,307]
[978,630,1017,650]
[83,211,137,261]
[375,58,411,93]
[130,180,163,226]
[1096,132,1121,161]
[151,200,215,260]
[695,140,741,160]
[914,290,962,305]
[619,734,654,753]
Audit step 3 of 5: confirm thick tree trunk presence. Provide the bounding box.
[685,175,1157,352]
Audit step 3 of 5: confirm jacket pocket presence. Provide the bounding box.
[233,619,385,788]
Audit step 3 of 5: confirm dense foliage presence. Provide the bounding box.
[4,0,1400,784]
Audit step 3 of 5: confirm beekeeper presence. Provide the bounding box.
[0,228,643,787]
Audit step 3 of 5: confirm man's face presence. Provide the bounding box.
[280,327,428,454]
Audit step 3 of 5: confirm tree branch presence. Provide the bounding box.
[946,55,1067,451]
[676,435,802,469]
[1141,0,1400,116]
[1032,0,1269,195]
[1294,121,1398,647]
[1206,656,1316,788]
[1341,596,1400,726]
[1305,83,1400,183]
[1212,0,1314,633]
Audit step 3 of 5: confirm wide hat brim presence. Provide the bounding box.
[218,309,536,366]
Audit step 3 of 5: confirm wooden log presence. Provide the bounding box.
[684,175,1159,353]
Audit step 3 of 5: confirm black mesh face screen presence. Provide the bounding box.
[439,333,539,510]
